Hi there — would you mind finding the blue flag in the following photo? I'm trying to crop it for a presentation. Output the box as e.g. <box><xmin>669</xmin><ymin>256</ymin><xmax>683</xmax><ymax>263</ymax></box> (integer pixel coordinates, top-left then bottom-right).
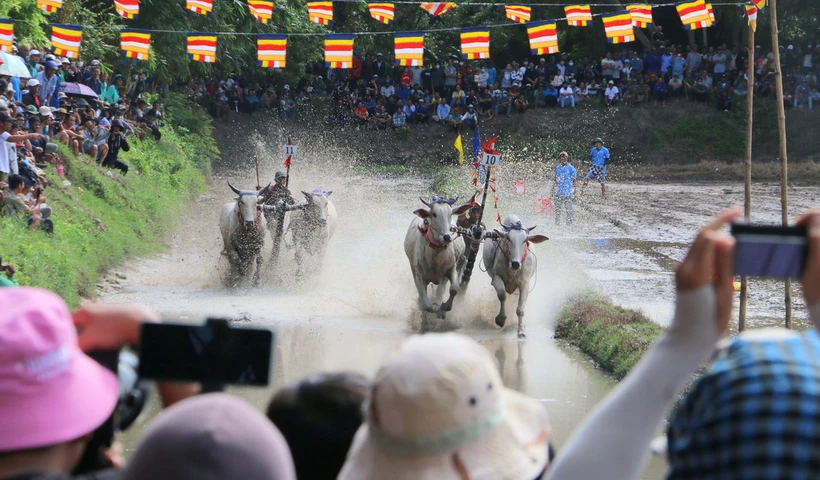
<box><xmin>473</xmin><ymin>127</ymin><xmax>487</xmax><ymax>185</ymax></box>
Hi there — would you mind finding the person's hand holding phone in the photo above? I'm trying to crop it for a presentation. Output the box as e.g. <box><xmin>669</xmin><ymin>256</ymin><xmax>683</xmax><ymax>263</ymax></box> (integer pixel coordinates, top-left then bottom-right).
<box><xmin>73</xmin><ymin>303</ymin><xmax>160</xmax><ymax>351</ymax></box>
<box><xmin>797</xmin><ymin>209</ymin><xmax>820</xmax><ymax>309</ymax></box>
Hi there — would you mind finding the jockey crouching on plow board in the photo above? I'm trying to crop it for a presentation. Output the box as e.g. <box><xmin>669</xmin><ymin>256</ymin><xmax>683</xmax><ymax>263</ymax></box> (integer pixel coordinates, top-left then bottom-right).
<box><xmin>259</xmin><ymin>171</ymin><xmax>297</xmax><ymax>260</ymax></box>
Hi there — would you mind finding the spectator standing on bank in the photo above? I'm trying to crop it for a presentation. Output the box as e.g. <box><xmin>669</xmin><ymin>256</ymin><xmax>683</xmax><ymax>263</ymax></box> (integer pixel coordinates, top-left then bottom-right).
<box><xmin>552</xmin><ymin>152</ymin><xmax>577</xmax><ymax>226</ymax></box>
<box><xmin>583</xmin><ymin>137</ymin><xmax>610</xmax><ymax>197</ymax></box>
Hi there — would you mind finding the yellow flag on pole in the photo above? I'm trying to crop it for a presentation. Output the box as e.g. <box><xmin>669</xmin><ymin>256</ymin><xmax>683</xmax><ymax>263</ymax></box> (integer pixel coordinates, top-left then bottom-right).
<box><xmin>454</xmin><ymin>134</ymin><xmax>464</xmax><ymax>165</ymax></box>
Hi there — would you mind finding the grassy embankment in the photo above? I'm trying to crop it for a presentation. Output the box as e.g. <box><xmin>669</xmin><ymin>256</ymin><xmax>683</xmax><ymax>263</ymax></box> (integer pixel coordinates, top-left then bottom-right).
<box><xmin>554</xmin><ymin>293</ymin><xmax>663</xmax><ymax>380</ymax></box>
<box><xmin>0</xmin><ymin>94</ymin><xmax>218</xmax><ymax>307</ymax></box>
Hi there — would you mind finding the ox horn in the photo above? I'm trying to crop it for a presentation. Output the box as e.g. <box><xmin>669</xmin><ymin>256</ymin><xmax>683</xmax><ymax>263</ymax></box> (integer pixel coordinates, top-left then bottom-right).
<box><xmin>420</xmin><ymin>197</ymin><xmax>433</xmax><ymax>208</ymax></box>
<box><xmin>258</xmin><ymin>183</ymin><xmax>272</xmax><ymax>196</ymax></box>
<box><xmin>449</xmin><ymin>195</ymin><xmax>460</xmax><ymax>205</ymax></box>
<box><xmin>228</xmin><ymin>181</ymin><xmax>242</xmax><ymax>196</ymax></box>
<box><xmin>526</xmin><ymin>225</ymin><xmax>537</xmax><ymax>233</ymax></box>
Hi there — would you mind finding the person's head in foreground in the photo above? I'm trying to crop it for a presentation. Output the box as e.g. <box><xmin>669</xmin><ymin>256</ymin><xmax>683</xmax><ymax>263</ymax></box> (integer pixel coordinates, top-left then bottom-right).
<box><xmin>338</xmin><ymin>332</ymin><xmax>553</xmax><ymax>480</ymax></box>
<box><xmin>0</xmin><ymin>288</ymin><xmax>119</xmax><ymax>478</ymax></box>
<box><xmin>267</xmin><ymin>372</ymin><xmax>370</xmax><ymax>480</ymax></box>
<box><xmin>122</xmin><ymin>393</ymin><xmax>295</xmax><ymax>480</ymax></box>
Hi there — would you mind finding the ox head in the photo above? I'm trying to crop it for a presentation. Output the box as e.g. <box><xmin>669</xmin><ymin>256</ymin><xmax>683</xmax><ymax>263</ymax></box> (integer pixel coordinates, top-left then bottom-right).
<box><xmin>494</xmin><ymin>215</ymin><xmax>549</xmax><ymax>270</ymax></box>
<box><xmin>414</xmin><ymin>196</ymin><xmax>472</xmax><ymax>245</ymax></box>
<box><xmin>302</xmin><ymin>188</ymin><xmax>333</xmax><ymax>226</ymax></box>
<box><xmin>229</xmin><ymin>182</ymin><xmax>270</xmax><ymax>228</ymax></box>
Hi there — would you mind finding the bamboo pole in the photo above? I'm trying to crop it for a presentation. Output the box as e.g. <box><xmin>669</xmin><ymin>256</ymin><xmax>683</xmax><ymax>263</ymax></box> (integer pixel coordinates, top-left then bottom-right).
<box><xmin>768</xmin><ymin>0</ymin><xmax>792</xmax><ymax>329</ymax></box>
<box><xmin>739</xmin><ymin>26</ymin><xmax>755</xmax><ymax>332</ymax></box>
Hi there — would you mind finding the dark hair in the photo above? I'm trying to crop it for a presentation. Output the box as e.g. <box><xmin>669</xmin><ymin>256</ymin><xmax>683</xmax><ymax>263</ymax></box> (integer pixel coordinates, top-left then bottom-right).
<box><xmin>266</xmin><ymin>372</ymin><xmax>369</xmax><ymax>480</ymax></box>
<box><xmin>8</xmin><ymin>174</ymin><xmax>24</xmax><ymax>190</ymax></box>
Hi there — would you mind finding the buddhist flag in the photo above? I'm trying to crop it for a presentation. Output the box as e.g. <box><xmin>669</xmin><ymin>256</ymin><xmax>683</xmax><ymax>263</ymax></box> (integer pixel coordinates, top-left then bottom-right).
<box><xmin>745</xmin><ymin>4</ymin><xmax>757</xmax><ymax>32</ymax></box>
<box><xmin>325</xmin><ymin>33</ymin><xmax>354</xmax><ymax>68</ymax></box>
<box><xmin>707</xmin><ymin>3</ymin><xmax>715</xmax><ymax>22</ymax></box>
<box><xmin>0</xmin><ymin>19</ymin><xmax>13</xmax><ymax>53</ymax></box>
<box><xmin>258</xmin><ymin>34</ymin><xmax>286</xmax><ymax>68</ymax></box>
<box><xmin>394</xmin><ymin>31</ymin><xmax>424</xmax><ymax>67</ymax></box>
<box><xmin>460</xmin><ymin>27</ymin><xmax>490</xmax><ymax>60</ymax></box>
<box><xmin>114</xmin><ymin>0</ymin><xmax>139</xmax><ymax>19</ymax></box>
<box><xmin>37</xmin><ymin>0</ymin><xmax>63</xmax><ymax>13</ymax></box>
<box><xmin>420</xmin><ymin>3</ymin><xmax>455</xmax><ymax>16</ymax></box>
<box><xmin>187</xmin><ymin>0</ymin><xmax>213</xmax><ymax>15</ymax></box>
<box><xmin>120</xmin><ymin>29</ymin><xmax>150</xmax><ymax>60</ymax></box>
<box><xmin>51</xmin><ymin>24</ymin><xmax>82</xmax><ymax>58</ymax></box>
<box><xmin>676</xmin><ymin>0</ymin><xmax>712</xmax><ymax>30</ymax></box>
<box><xmin>249</xmin><ymin>0</ymin><xmax>274</xmax><ymax>23</ymax></box>
<box><xmin>308</xmin><ymin>1</ymin><xmax>334</xmax><ymax>25</ymax></box>
<box><xmin>454</xmin><ymin>134</ymin><xmax>464</xmax><ymax>165</ymax></box>
<box><xmin>602</xmin><ymin>11</ymin><xmax>635</xmax><ymax>44</ymax></box>
<box><xmin>505</xmin><ymin>5</ymin><xmax>531</xmax><ymax>23</ymax></box>
<box><xmin>565</xmin><ymin>5</ymin><xmax>592</xmax><ymax>27</ymax></box>
<box><xmin>626</xmin><ymin>4</ymin><xmax>653</xmax><ymax>28</ymax></box>
<box><xmin>527</xmin><ymin>20</ymin><xmax>559</xmax><ymax>55</ymax></box>
<box><xmin>368</xmin><ymin>3</ymin><xmax>395</xmax><ymax>24</ymax></box>
<box><xmin>187</xmin><ymin>33</ymin><xmax>217</xmax><ymax>63</ymax></box>
<box><xmin>754</xmin><ymin>0</ymin><xmax>766</xmax><ymax>10</ymax></box>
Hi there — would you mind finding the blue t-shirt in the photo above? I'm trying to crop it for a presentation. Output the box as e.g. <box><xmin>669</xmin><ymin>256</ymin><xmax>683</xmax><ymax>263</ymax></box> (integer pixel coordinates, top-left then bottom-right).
<box><xmin>590</xmin><ymin>146</ymin><xmax>610</xmax><ymax>168</ymax></box>
<box><xmin>555</xmin><ymin>163</ymin><xmax>577</xmax><ymax>197</ymax></box>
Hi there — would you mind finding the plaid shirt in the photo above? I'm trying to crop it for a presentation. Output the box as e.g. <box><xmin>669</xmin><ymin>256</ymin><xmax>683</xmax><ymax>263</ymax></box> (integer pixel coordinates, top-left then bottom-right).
<box><xmin>392</xmin><ymin>111</ymin><xmax>406</xmax><ymax>127</ymax></box>
<box><xmin>667</xmin><ymin>329</ymin><xmax>820</xmax><ymax>479</ymax></box>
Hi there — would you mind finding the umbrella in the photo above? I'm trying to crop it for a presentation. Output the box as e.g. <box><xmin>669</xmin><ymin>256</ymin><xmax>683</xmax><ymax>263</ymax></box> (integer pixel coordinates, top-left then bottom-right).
<box><xmin>60</xmin><ymin>82</ymin><xmax>99</xmax><ymax>99</ymax></box>
<box><xmin>0</xmin><ymin>51</ymin><xmax>31</xmax><ymax>78</ymax></box>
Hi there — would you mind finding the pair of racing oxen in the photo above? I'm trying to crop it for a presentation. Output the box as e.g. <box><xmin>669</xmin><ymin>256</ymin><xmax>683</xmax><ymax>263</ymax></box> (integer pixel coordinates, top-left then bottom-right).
<box><xmin>404</xmin><ymin>196</ymin><xmax>548</xmax><ymax>338</ymax></box>
<box><xmin>219</xmin><ymin>182</ymin><xmax>337</xmax><ymax>285</ymax></box>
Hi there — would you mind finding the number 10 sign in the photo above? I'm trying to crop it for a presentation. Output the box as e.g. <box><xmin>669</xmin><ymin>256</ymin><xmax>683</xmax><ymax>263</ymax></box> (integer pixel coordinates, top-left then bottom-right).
<box><xmin>481</xmin><ymin>152</ymin><xmax>501</xmax><ymax>167</ymax></box>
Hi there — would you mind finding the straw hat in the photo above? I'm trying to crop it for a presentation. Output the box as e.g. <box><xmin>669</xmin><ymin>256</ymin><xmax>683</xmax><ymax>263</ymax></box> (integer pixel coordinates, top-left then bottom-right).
<box><xmin>339</xmin><ymin>333</ymin><xmax>552</xmax><ymax>480</ymax></box>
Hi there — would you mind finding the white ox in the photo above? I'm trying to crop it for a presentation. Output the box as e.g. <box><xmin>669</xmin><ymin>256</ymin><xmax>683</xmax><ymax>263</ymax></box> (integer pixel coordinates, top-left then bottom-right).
<box><xmin>404</xmin><ymin>196</ymin><xmax>472</xmax><ymax>319</ymax></box>
<box><xmin>482</xmin><ymin>214</ymin><xmax>549</xmax><ymax>338</ymax></box>
<box><xmin>289</xmin><ymin>189</ymin><xmax>337</xmax><ymax>270</ymax></box>
<box><xmin>219</xmin><ymin>182</ymin><xmax>270</xmax><ymax>286</ymax></box>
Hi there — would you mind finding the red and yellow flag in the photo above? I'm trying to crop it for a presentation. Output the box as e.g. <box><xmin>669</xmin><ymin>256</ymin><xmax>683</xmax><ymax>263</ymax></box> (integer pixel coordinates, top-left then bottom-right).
<box><xmin>460</xmin><ymin>27</ymin><xmax>490</xmax><ymax>60</ymax></box>
<box><xmin>676</xmin><ymin>0</ymin><xmax>712</xmax><ymax>30</ymax></box>
<box><xmin>527</xmin><ymin>21</ymin><xmax>558</xmax><ymax>55</ymax></box>
<box><xmin>114</xmin><ymin>0</ymin><xmax>139</xmax><ymax>19</ymax></box>
<box><xmin>51</xmin><ymin>24</ymin><xmax>82</xmax><ymax>58</ymax></box>
<box><xmin>325</xmin><ymin>34</ymin><xmax>354</xmax><ymax>68</ymax></box>
<box><xmin>565</xmin><ymin>5</ymin><xmax>592</xmax><ymax>27</ymax></box>
<box><xmin>505</xmin><ymin>5</ymin><xmax>531</xmax><ymax>23</ymax></box>
<box><xmin>602</xmin><ymin>11</ymin><xmax>635</xmax><ymax>44</ymax></box>
<box><xmin>626</xmin><ymin>4</ymin><xmax>653</xmax><ymax>28</ymax></box>
<box><xmin>186</xmin><ymin>0</ymin><xmax>213</xmax><ymax>15</ymax></box>
<box><xmin>394</xmin><ymin>31</ymin><xmax>423</xmax><ymax>66</ymax></box>
<box><xmin>37</xmin><ymin>0</ymin><xmax>63</xmax><ymax>14</ymax></box>
<box><xmin>0</xmin><ymin>19</ymin><xmax>13</xmax><ymax>53</ymax></box>
<box><xmin>120</xmin><ymin>29</ymin><xmax>150</xmax><ymax>60</ymax></box>
<box><xmin>249</xmin><ymin>0</ymin><xmax>274</xmax><ymax>23</ymax></box>
<box><xmin>368</xmin><ymin>3</ymin><xmax>395</xmax><ymax>24</ymax></box>
<box><xmin>187</xmin><ymin>33</ymin><xmax>217</xmax><ymax>63</ymax></box>
<box><xmin>258</xmin><ymin>34</ymin><xmax>286</xmax><ymax>68</ymax></box>
<box><xmin>420</xmin><ymin>3</ymin><xmax>455</xmax><ymax>16</ymax></box>
<box><xmin>745</xmin><ymin>4</ymin><xmax>757</xmax><ymax>32</ymax></box>
<box><xmin>754</xmin><ymin>0</ymin><xmax>766</xmax><ymax>10</ymax></box>
<box><xmin>308</xmin><ymin>1</ymin><xmax>334</xmax><ymax>25</ymax></box>
<box><xmin>707</xmin><ymin>3</ymin><xmax>715</xmax><ymax>22</ymax></box>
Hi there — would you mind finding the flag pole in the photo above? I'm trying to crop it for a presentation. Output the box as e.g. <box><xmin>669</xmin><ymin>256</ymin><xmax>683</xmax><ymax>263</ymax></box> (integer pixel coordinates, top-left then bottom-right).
<box><xmin>461</xmin><ymin>164</ymin><xmax>491</xmax><ymax>289</ymax></box>
<box><xmin>272</xmin><ymin>135</ymin><xmax>293</xmax><ymax>264</ymax></box>
<box><xmin>739</xmin><ymin>21</ymin><xmax>755</xmax><ymax>332</ymax></box>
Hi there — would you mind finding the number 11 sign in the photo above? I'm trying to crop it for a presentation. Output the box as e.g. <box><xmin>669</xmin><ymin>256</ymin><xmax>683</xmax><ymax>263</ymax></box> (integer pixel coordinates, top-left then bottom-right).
<box><xmin>283</xmin><ymin>145</ymin><xmax>297</xmax><ymax>156</ymax></box>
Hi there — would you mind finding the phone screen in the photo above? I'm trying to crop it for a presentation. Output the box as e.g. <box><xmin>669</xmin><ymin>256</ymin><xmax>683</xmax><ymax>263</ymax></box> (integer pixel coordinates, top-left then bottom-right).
<box><xmin>731</xmin><ymin>224</ymin><xmax>808</xmax><ymax>279</ymax></box>
<box><xmin>138</xmin><ymin>322</ymin><xmax>274</xmax><ymax>386</ymax></box>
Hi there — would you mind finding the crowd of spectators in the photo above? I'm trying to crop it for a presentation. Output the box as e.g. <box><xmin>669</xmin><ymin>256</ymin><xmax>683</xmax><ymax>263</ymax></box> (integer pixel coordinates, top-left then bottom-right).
<box><xmin>186</xmin><ymin>32</ymin><xmax>820</xmax><ymax>131</ymax></box>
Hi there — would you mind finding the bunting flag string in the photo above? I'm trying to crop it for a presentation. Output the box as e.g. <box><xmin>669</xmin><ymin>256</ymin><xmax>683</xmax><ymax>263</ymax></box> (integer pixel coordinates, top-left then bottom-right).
<box><xmin>114</xmin><ymin>0</ymin><xmax>140</xmax><ymax>19</ymax></box>
<box><xmin>187</xmin><ymin>0</ymin><xmax>214</xmax><ymax>15</ymax></box>
<box><xmin>460</xmin><ymin>27</ymin><xmax>490</xmax><ymax>60</ymax></box>
<box><xmin>394</xmin><ymin>31</ymin><xmax>424</xmax><ymax>66</ymax></box>
<box><xmin>258</xmin><ymin>34</ymin><xmax>286</xmax><ymax>67</ymax></box>
<box><xmin>602</xmin><ymin>10</ymin><xmax>635</xmax><ymax>43</ymax></box>
<box><xmin>187</xmin><ymin>33</ymin><xmax>217</xmax><ymax>62</ymax></box>
<box><xmin>0</xmin><ymin>19</ymin><xmax>13</xmax><ymax>53</ymax></box>
<box><xmin>527</xmin><ymin>20</ymin><xmax>559</xmax><ymax>54</ymax></box>
<box><xmin>626</xmin><ymin>4</ymin><xmax>653</xmax><ymax>28</ymax></box>
<box><xmin>420</xmin><ymin>2</ymin><xmax>456</xmax><ymax>16</ymax></box>
<box><xmin>745</xmin><ymin>4</ymin><xmax>757</xmax><ymax>32</ymax></box>
<box><xmin>249</xmin><ymin>0</ymin><xmax>275</xmax><ymax>23</ymax></box>
<box><xmin>565</xmin><ymin>5</ymin><xmax>593</xmax><ymax>26</ymax></box>
<box><xmin>505</xmin><ymin>5</ymin><xmax>532</xmax><ymax>23</ymax></box>
<box><xmin>37</xmin><ymin>0</ymin><xmax>64</xmax><ymax>14</ymax></box>
<box><xmin>121</xmin><ymin>29</ymin><xmax>150</xmax><ymax>60</ymax></box>
<box><xmin>368</xmin><ymin>3</ymin><xmax>395</xmax><ymax>24</ymax></box>
<box><xmin>677</xmin><ymin>0</ymin><xmax>712</xmax><ymax>29</ymax></box>
<box><xmin>325</xmin><ymin>33</ymin><xmax>354</xmax><ymax>68</ymax></box>
<box><xmin>51</xmin><ymin>24</ymin><xmax>83</xmax><ymax>58</ymax></box>
<box><xmin>307</xmin><ymin>1</ymin><xmax>334</xmax><ymax>25</ymax></box>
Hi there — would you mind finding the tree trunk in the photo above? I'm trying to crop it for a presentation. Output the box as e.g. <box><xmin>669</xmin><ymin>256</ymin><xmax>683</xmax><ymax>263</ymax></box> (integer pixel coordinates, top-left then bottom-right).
<box><xmin>739</xmin><ymin>26</ymin><xmax>755</xmax><ymax>332</ymax></box>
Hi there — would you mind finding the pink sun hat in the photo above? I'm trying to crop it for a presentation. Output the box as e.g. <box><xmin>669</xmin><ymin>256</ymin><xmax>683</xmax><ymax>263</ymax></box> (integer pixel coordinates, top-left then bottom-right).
<box><xmin>0</xmin><ymin>288</ymin><xmax>119</xmax><ymax>452</ymax></box>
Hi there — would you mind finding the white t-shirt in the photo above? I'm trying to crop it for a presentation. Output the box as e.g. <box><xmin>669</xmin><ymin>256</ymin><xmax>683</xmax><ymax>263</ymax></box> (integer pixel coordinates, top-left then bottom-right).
<box><xmin>0</xmin><ymin>132</ymin><xmax>10</xmax><ymax>175</ymax></box>
<box><xmin>605</xmin><ymin>86</ymin><xmax>620</xmax><ymax>100</ymax></box>
<box><xmin>560</xmin><ymin>87</ymin><xmax>574</xmax><ymax>97</ymax></box>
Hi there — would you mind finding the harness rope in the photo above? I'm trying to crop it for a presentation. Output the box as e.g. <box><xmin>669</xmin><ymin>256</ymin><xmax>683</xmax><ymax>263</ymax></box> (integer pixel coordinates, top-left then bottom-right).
<box><xmin>417</xmin><ymin>220</ymin><xmax>459</xmax><ymax>249</ymax></box>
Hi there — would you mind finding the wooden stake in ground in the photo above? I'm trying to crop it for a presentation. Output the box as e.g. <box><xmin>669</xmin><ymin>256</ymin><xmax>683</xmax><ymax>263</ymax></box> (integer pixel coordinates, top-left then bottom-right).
<box><xmin>739</xmin><ymin>25</ymin><xmax>755</xmax><ymax>332</ymax></box>
<box><xmin>768</xmin><ymin>0</ymin><xmax>792</xmax><ymax>329</ymax></box>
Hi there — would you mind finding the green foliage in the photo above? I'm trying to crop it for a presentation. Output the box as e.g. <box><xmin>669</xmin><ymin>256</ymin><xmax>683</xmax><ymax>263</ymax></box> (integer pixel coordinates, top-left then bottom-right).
<box><xmin>554</xmin><ymin>292</ymin><xmax>663</xmax><ymax>379</ymax></box>
<box><xmin>0</xmin><ymin>100</ymin><xmax>215</xmax><ymax>307</ymax></box>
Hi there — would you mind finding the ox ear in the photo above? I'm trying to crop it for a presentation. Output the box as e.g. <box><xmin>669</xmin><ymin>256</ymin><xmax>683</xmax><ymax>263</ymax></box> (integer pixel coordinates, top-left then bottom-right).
<box><xmin>453</xmin><ymin>203</ymin><xmax>473</xmax><ymax>216</ymax></box>
<box><xmin>528</xmin><ymin>234</ymin><xmax>549</xmax><ymax>244</ymax></box>
<box><xmin>493</xmin><ymin>229</ymin><xmax>507</xmax><ymax>239</ymax></box>
<box><xmin>413</xmin><ymin>208</ymin><xmax>430</xmax><ymax>218</ymax></box>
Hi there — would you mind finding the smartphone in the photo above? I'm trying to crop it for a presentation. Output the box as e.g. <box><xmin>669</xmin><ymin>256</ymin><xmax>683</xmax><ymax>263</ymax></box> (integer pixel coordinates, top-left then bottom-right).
<box><xmin>731</xmin><ymin>224</ymin><xmax>809</xmax><ymax>279</ymax></box>
<box><xmin>138</xmin><ymin>321</ymin><xmax>274</xmax><ymax>386</ymax></box>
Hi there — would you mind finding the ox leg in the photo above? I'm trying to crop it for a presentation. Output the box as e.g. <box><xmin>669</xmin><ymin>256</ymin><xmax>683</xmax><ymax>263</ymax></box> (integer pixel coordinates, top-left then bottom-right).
<box><xmin>434</xmin><ymin>281</ymin><xmax>448</xmax><ymax>305</ymax></box>
<box><xmin>492</xmin><ymin>276</ymin><xmax>508</xmax><ymax>328</ymax></box>
<box><xmin>438</xmin><ymin>268</ymin><xmax>460</xmax><ymax>319</ymax></box>
<box><xmin>516</xmin><ymin>283</ymin><xmax>530</xmax><ymax>338</ymax></box>
<box><xmin>414</xmin><ymin>275</ymin><xmax>436</xmax><ymax>314</ymax></box>
<box><xmin>253</xmin><ymin>254</ymin><xmax>263</xmax><ymax>287</ymax></box>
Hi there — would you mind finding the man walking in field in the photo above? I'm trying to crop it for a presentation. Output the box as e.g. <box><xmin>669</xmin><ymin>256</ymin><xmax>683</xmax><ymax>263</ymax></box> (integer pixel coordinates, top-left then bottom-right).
<box><xmin>552</xmin><ymin>152</ymin><xmax>577</xmax><ymax>226</ymax></box>
<box><xmin>582</xmin><ymin>137</ymin><xmax>610</xmax><ymax>197</ymax></box>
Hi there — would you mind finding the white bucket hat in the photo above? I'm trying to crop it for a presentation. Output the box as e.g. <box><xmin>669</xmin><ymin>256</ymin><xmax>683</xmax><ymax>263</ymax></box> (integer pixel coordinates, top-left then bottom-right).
<box><xmin>339</xmin><ymin>333</ymin><xmax>552</xmax><ymax>480</ymax></box>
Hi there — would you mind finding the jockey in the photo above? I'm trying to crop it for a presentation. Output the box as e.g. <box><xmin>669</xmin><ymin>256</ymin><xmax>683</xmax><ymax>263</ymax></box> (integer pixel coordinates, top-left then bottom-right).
<box><xmin>259</xmin><ymin>171</ymin><xmax>296</xmax><ymax>209</ymax></box>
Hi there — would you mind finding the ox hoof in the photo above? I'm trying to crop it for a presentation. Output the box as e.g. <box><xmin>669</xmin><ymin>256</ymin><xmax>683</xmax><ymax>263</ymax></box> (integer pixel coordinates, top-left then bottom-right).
<box><xmin>436</xmin><ymin>310</ymin><xmax>447</xmax><ymax>320</ymax></box>
<box><xmin>517</xmin><ymin>331</ymin><xmax>526</xmax><ymax>339</ymax></box>
<box><xmin>495</xmin><ymin>315</ymin><xmax>507</xmax><ymax>328</ymax></box>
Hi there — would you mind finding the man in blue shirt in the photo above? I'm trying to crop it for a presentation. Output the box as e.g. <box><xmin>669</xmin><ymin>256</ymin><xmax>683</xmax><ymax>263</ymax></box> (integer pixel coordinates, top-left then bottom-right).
<box><xmin>583</xmin><ymin>137</ymin><xmax>610</xmax><ymax>197</ymax></box>
<box><xmin>552</xmin><ymin>152</ymin><xmax>577</xmax><ymax>226</ymax></box>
